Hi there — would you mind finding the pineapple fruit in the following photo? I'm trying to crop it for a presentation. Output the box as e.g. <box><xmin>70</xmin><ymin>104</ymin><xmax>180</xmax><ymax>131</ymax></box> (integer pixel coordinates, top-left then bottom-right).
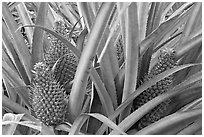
<box><xmin>30</xmin><ymin>62</ymin><xmax>67</xmax><ymax>126</ymax></box>
<box><xmin>53</xmin><ymin>52</ymin><xmax>78</xmax><ymax>94</ymax></box>
<box><xmin>132</xmin><ymin>48</ymin><xmax>176</xmax><ymax>130</ymax></box>
<box><xmin>44</xmin><ymin>20</ymin><xmax>78</xmax><ymax>94</ymax></box>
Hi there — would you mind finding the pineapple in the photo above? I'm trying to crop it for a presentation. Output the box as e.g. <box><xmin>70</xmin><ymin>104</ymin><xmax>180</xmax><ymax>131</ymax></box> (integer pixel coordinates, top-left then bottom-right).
<box><xmin>44</xmin><ymin>20</ymin><xmax>78</xmax><ymax>94</ymax></box>
<box><xmin>132</xmin><ymin>48</ymin><xmax>176</xmax><ymax>130</ymax></box>
<box><xmin>30</xmin><ymin>21</ymin><xmax>78</xmax><ymax>126</ymax></box>
<box><xmin>30</xmin><ymin>62</ymin><xmax>67</xmax><ymax>126</ymax></box>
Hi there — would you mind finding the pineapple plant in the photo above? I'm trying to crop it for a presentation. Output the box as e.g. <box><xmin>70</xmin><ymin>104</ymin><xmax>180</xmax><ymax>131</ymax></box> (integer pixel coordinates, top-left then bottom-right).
<box><xmin>2</xmin><ymin>2</ymin><xmax>202</xmax><ymax>135</ymax></box>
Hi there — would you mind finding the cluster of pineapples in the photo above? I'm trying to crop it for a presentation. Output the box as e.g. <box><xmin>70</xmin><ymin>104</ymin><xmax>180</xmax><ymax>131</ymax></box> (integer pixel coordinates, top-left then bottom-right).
<box><xmin>30</xmin><ymin>21</ymin><xmax>78</xmax><ymax>126</ymax></box>
<box><xmin>30</xmin><ymin>19</ymin><xmax>176</xmax><ymax>129</ymax></box>
<box><xmin>132</xmin><ymin>48</ymin><xmax>176</xmax><ymax>130</ymax></box>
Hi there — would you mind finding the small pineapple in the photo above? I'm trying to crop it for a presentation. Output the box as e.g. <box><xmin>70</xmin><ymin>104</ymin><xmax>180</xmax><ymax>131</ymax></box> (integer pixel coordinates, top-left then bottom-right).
<box><xmin>132</xmin><ymin>48</ymin><xmax>176</xmax><ymax>130</ymax></box>
<box><xmin>30</xmin><ymin>62</ymin><xmax>67</xmax><ymax>126</ymax></box>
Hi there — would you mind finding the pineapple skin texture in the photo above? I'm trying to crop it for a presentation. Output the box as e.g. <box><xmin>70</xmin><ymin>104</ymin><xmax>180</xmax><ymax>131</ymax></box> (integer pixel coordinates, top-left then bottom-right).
<box><xmin>53</xmin><ymin>52</ymin><xmax>78</xmax><ymax>94</ymax></box>
<box><xmin>133</xmin><ymin>48</ymin><xmax>176</xmax><ymax>130</ymax></box>
<box><xmin>31</xmin><ymin>62</ymin><xmax>67</xmax><ymax>126</ymax></box>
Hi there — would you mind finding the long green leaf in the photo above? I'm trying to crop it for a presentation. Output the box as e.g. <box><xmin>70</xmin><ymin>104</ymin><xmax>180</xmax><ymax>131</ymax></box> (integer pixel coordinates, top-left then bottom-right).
<box><xmin>2</xmin><ymin>113</ymin><xmax>24</xmax><ymax>135</ymax></box>
<box><xmin>16</xmin><ymin>3</ymin><xmax>34</xmax><ymax>44</ymax></box>
<box><xmin>2</xmin><ymin>76</ymin><xmax>17</xmax><ymax>103</ymax></box>
<box><xmin>2</xmin><ymin>95</ymin><xmax>34</xmax><ymax>120</ymax></box>
<box><xmin>23</xmin><ymin>24</ymin><xmax>81</xmax><ymax>57</ymax></box>
<box><xmin>146</xmin><ymin>2</ymin><xmax>161</xmax><ymax>36</ymax></box>
<box><xmin>140</xmin><ymin>5</ymin><xmax>191</xmax><ymax>56</ymax></box>
<box><xmin>97</xmin><ymin>27</ymin><xmax>118</xmax><ymax>108</ymax></box>
<box><xmin>181</xmin><ymin>98</ymin><xmax>202</xmax><ymax>112</ymax></box>
<box><xmin>120</xmin><ymin>2</ymin><xmax>139</xmax><ymax>121</ymax></box>
<box><xmin>3</xmin><ymin>120</ymin><xmax>42</xmax><ymax>132</ymax></box>
<box><xmin>69</xmin><ymin>113</ymin><xmax>126</xmax><ymax>135</ymax></box>
<box><xmin>178</xmin><ymin>2</ymin><xmax>201</xmax><ymax>46</ymax></box>
<box><xmin>87</xmin><ymin>113</ymin><xmax>126</xmax><ymax>135</ymax></box>
<box><xmin>69</xmin><ymin>2</ymin><xmax>115</xmax><ymax>121</ymax></box>
<box><xmin>160</xmin><ymin>2</ymin><xmax>175</xmax><ymax>22</ymax></box>
<box><xmin>136</xmin><ymin>108</ymin><xmax>201</xmax><ymax>135</ymax></box>
<box><xmin>170</xmin><ymin>85</ymin><xmax>201</xmax><ymax>113</ymax></box>
<box><xmin>31</xmin><ymin>2</ymin><xmax>48</xmax><ymax>69</ymax></box>
<box><xmin>77</xmin><ymin>2</ymin><xmax>92</xmax><ymax>31</ymax></box>
<box><xmin>97</xmin><ymin>2</ymin><xmax>131</xmax><ymax>63</ymax></box>
<box><xmin>2</xmin><ymin>2</ymin><xmax>31</xmax><ymax>82</ymax></box>
<box><xmin>90</xmin><ymin>68</ymin><xmax>114</xmax><ymax>116</ymax></box>
<box><xmin>137</xmin><ymin>2</ymin><xmax>149</xmax><ymax>42</ymax></box>
<box><xmin>56</xmin><ymin>124</ymin><xmax>85</xmax><ymax>135</ymax></box>
<box><xmin>2</xmin><ymin>40</ymin><xmax>19</xmax><ymax>76</ymax></box>
<box><xmin>156</xmin><ymin>3</ymin><xmax>193</xmax><ymax>46</ymax></box>
<box><xmin>177</xmin><ymin>118</ymin><xmax>202</xmax><ymax>135</ymax></box>
<box><xmin>60</xmin><ymin>2</ymin><xmax>80</xmax><ymax>28</ymax></box>
<box><xmin>95</xmin><ymin>4</ymin><xmax>130</xmax><ymax>108</ymax></box>
<box><xmin>2</xmin><ymin>17</ymin><xmax>30</xmax><ymax>85</ymax></box>
<box><xmin>68</xmin><ymin>115</ymin><xmax>89</xmax><ymax>135</ymax></box>
<box><xmin>177</xmin><ymin>34</ymin><xmax>201</xmax><ymax>60</ymax></box>
<box><xmin>2</xmin><ymin>61</ymin><xmax>31</xmax><ymax>108</ymax></box>
<box><xmin>117</xmin><ymin>2</ymin><xmax>127</xmax><ymax>56</ymax></box>
<box><xmin>174</xmin><ymin>35</ymin><xmax>201</xmax><ymax>85</ymax></box>
<box><xmin>76</xmin><ymin>28</ymin><xmax>88</xmax><ymax>52</ymax></box>
<box><xmin>167</xmin><ymin>2</ymin><xmax>193</xmax><ymax>20</ymax></box>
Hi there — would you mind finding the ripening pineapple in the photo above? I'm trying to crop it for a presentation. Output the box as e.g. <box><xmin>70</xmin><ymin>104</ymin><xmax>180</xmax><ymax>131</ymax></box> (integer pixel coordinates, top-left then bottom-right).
<box><xmin>30</xmin><ymin>62</ymin><xmax>67</xmax><ymax>126</ymax></box>
<box><xmin>132</xmin><ymin>48</ymin><xmax>176</xmax><ymax>130</ymax></box>
<box><xmin>44</xmin><ymin>21</ymin><xmax>78</xmax><ymax>94</ymax></box>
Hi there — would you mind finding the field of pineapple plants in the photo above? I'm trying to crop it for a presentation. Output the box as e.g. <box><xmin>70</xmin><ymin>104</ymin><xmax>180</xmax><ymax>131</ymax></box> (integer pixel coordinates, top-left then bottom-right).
<box><xmin>2</xmin><ymin>2</ymin><xmax>202</xmax><ymax>135</ymax></box>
